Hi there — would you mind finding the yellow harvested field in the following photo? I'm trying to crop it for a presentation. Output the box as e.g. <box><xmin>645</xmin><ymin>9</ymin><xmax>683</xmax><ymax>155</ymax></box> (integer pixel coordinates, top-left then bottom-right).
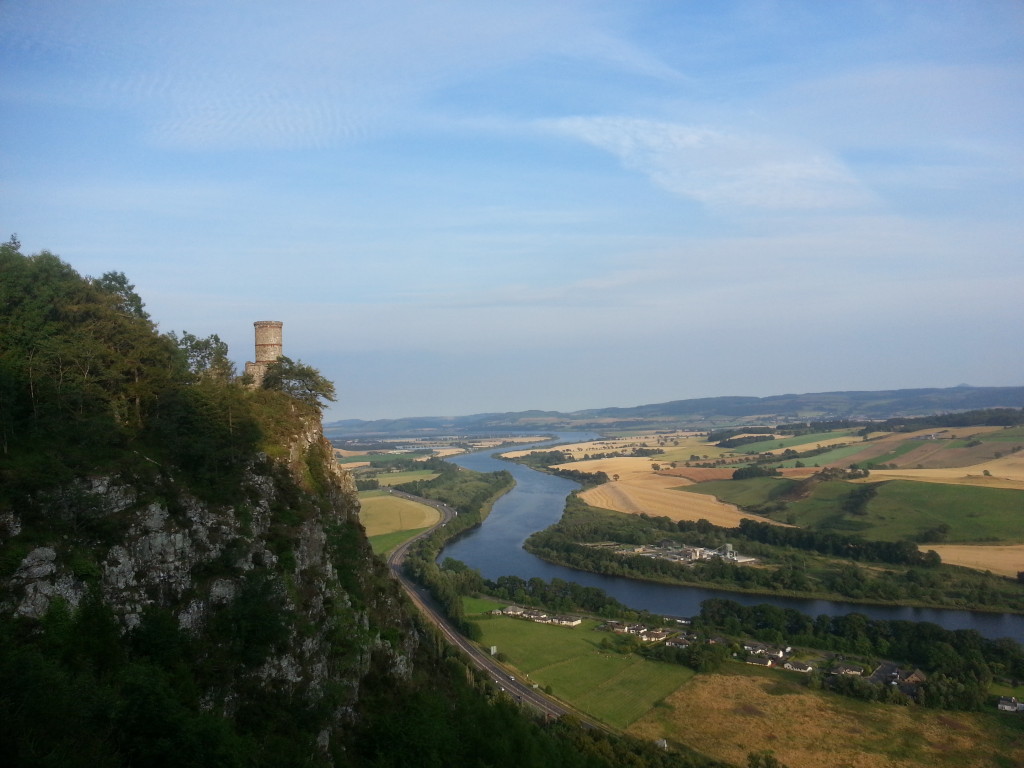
<box><xmin>565</xmin><ymin>458</ymin><xmax>786</xmax><ymax>527</ymax></box>
<box><xmin>627</xmin><ymin>672</ymin><xmax>1023</xmax><ymax>768</ymax></box>
<box><xmin>867</xmin><ymin>451</ymin><xmax>1024</xmax><ymax>490</ymax></box>
<box><xmin>558</xmin><ymin>456</ymin><xmax>659</xmax><ymax>480</ymax></box>
<box><xmin>927</xmin><ymin>544</ymin><xmax>1024</xmax><ymax>578</ymax></box>
<box><xmin>431</xmin><ymin>447</ymin><xmax>465</xmax><ymax>457</ymax></box>
<box><xmin>502</xmin><ymin>431</ymin><xmax>715</xmax><ymax>462</ymax></box>
<box><xmin>359</xmin><ymin>494</ymin><xmax>440</xmax><ymax>537</ymax></box>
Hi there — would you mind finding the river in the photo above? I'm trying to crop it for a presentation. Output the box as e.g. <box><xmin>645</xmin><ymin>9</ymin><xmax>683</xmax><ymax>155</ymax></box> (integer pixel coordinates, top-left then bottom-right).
<box><xmin>440</xmin><ymin>434</ymin><xmax>1024</xmax><ymax>645</ymax></box>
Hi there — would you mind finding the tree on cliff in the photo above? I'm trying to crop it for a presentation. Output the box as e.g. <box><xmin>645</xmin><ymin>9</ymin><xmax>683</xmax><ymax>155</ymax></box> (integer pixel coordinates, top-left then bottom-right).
<box><xmin>167</xmin><ymin>330</ymin><xmax>235</xmax><ymax>381</ymax></box>
<box><xmin>261</xmin><ymin>355</ymin><xmax>336</xmax><ymax>409</ymax></box>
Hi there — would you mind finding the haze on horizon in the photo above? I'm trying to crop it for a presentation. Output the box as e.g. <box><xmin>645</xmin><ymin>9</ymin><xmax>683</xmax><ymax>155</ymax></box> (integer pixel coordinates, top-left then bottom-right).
<box><xmin>2</xmin><ymin>1</ymin><xmax>1022</xmax><ymax>422</ymax></box>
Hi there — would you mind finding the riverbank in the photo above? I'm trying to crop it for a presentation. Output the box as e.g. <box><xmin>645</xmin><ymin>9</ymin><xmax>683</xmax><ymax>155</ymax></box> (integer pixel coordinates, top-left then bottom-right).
<box><xmin>521</xmin><ymin>543</ymin><xmax>1024</xmax><ymax>616</ymax></box>
<box><xmin>523</xmin><ymin>493</ymin><xmax>1024</xmax><ymax>616</ymax></box>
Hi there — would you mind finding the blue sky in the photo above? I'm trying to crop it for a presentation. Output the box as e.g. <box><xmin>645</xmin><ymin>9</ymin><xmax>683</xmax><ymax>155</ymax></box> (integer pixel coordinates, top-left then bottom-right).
<box><xmin>2</xmin><ymin>1</ymin><xmax>1022</xmax><ymax>421</ymax></box>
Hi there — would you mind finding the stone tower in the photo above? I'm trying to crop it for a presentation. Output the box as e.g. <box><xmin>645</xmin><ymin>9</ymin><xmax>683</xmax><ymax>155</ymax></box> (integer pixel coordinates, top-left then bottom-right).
<box><xmin>244</xmin><ymin>320</ymin><xmax>283</xmax><ymax>387</ymax></box>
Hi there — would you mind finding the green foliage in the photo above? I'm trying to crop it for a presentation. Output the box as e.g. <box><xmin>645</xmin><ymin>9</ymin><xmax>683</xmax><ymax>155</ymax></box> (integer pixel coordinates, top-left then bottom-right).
<box><xmin>485</xmin><ymin>572</ymin><xmax>647</xmax><ymax>620</ymax></box>
<box><xmin>92</xmin><ymin>270</ymin><xmax>149</xmax><ymax>320</ymax></box>
<box><xmin>262</xmin><ymin>355</ymin><xmax>336</xmax><ymax>409</ymax></box>
<box><xmin>511</xmin><ymin>450</ymin><xmax>610</xmax><ymax>487</ymax></box>
<box><xmin>696</xmin><ymin>598</ymin><xmax>1024</xmax><ymax>710</ymax></box>
<box><xmin>398</xmin><ymin>463</ymin><xmax>514</xmax><ymax>628</ymax></box>
<box><xmin>168</xmin><ymin>330</ymin><xmax>234</xmax><ymax>380</ymax></box>
<box><xmin>0</xmin><ymin>246</ymin><xmax>185</xmax><ymax>486</ymax></box>
<box><xmin>732</xmin><ymin>464</ymin><xmax>781</xmax><ymax>480</ymax></box>
<box><xmin>0</xmin><ymin>246</ymin><xmax>277</xmax><ymax>503</ymax></box>
<box><xmin>143</xmin><ymin>380</ymin><xmax>262</xmax><ymax>499</ymax></box>
<box><xmin>396</xmin><ymin>458</ymin><xmax>514</xmax><ymax>515</ymax></box>
<box><xmin>643</xmin><ymin>637</ymin><xmax>729</xmax><ymax>674</ymax></box>
<box><xmin>524</xmin><ymin>495</ymin><xmax>1024</xmax><ymax>611</ymax></box>
<box><xmin>207</xmin><ymin>571</ymin><xmax>291</xmax><ymax>669</ymax></box>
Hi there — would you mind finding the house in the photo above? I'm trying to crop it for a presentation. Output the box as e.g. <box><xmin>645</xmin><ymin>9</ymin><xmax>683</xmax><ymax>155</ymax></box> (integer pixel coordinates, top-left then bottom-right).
<box><xmin>502</xmin><ymin>606</ymin><xmax>525</xmax><ymax>617</ymax></box>
<box><xmin>743</xmin><ymin>642</ymin><xmax>786</xmax><ymax>658</ymax></box>
<box><xmin>997</xmin><ymin>697</ymin><xmax>1024</xmax><ymax>712</ymax></box>
<box><xmin>642</xmin><ymin>629</ymin><xmax>673</xmax><ymax>643</ymax></box>
<box><xmin>746</xmin><ymin>657</ymin><xmax>773</xmax><ymax>667</ymax></box>
<box><xmin>551</xmin><ymin>616</ymin><xmax>582</xmax><ymax>627</ymax></box>
<box><xmin>783</xmin><ymin>660</ymin><xmax>814</xmax><ymax>673</ymax></box>
<box><xmin>902</xmin><ymin>669</ymin><xmax>927</xmax><ymax>686</ymax></box>
<box><xmin>833</xmin><ymin>663</ymin><xmax>864</xmax><ymax>676</ymax></box>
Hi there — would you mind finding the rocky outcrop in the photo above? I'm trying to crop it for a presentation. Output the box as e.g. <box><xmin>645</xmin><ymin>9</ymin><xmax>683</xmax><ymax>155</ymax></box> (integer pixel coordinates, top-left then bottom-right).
<box><xmin>0</xmin><ymin>421</ymin><xmax>412</xmax><ymax>756</ymax></box>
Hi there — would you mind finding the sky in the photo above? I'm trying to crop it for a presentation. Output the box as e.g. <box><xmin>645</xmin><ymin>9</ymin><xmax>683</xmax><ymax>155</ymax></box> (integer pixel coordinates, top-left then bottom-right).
<box><xmin>2</xmin><ymin>1</ymin><xmax>1022</xmax><ymax>422</ymax></box>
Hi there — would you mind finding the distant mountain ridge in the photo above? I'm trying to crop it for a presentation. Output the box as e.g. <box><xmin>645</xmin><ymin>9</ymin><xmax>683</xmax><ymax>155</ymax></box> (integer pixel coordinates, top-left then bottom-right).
<box><xmin>327</xmin><ymin>385</ymin><xmax>1024</xmax><ymax>437</ymax></box>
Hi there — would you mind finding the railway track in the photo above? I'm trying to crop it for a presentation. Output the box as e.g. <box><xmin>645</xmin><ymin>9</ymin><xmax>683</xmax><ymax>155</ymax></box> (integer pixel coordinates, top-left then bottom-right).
<box><xmin>383</xmin><ymin>492</ymin><xmax>606</xmax><ymax>729</ymax></box>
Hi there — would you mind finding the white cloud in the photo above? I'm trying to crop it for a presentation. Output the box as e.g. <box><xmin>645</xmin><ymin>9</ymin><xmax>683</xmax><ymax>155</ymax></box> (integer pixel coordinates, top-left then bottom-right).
<box><xmin>545</xmin><ymin>116</ymin><xmax>875</xmax><ymax>211</ymax></box>
<box><xmin>1</xmin><ymin>1</ymin><xmax>683</xmax><ymax>151</ymax></box>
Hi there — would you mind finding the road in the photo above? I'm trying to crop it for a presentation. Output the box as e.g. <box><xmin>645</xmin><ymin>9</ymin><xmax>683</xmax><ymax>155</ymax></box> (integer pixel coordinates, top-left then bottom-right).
<box><xmin>383</xmin><ymin>489</ymin><xmax>605</xmax><ymax>728</ymax></box>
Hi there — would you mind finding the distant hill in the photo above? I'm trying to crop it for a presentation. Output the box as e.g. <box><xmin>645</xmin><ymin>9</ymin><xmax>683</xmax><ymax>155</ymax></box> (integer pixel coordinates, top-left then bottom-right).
<box><xmin>327</xmin><ymin>385</ymin><xmax>1024</xmax><ymax>437</ymax></box>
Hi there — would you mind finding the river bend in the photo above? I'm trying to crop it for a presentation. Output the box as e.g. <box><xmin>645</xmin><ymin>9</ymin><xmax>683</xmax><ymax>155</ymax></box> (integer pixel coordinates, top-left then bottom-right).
<box><xmin>439</xmin><ymin>434</ymin><xmax>1024</xmax><ymax>645</ymax></box>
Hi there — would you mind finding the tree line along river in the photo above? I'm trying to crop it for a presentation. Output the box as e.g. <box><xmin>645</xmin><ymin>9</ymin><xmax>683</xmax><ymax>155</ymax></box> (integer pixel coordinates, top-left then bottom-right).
<box><xmin>439</xmin><ymin>434</ymin><xmax>1024</xmax><ymax>645</ymax></box>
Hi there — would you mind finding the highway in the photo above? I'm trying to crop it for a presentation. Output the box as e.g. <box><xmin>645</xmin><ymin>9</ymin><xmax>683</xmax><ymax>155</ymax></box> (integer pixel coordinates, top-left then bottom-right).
<box><xmin>383</xmin><ymin>489</ymin><xmax>606</xmax><ymax>728</ymax></box>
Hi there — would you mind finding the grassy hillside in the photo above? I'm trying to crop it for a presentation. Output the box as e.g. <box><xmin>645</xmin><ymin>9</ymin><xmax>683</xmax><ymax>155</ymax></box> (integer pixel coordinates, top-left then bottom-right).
<box><xmin>678</xmin><ymin>477</ymin><xmax>1024</xmax><ymax>544</ymax></box>
<box><xmin>628</xmin><ymin>665</ymin><xmax>1024</xmax><ymax>768</ymax></box>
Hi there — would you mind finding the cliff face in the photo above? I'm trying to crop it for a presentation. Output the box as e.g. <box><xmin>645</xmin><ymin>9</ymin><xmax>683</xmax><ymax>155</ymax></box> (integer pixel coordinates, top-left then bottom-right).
<box><xmin>0</xmin><ymin>417</ymin><xmax>416</xmax><ymax>756</ymax></box>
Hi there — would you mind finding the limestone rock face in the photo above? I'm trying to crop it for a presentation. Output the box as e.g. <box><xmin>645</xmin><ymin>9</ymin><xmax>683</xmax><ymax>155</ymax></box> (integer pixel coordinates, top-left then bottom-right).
<box><xmin>0</xmin><ymin>421</ymin><xmax>414</xmax><ymax>754</ymax></box>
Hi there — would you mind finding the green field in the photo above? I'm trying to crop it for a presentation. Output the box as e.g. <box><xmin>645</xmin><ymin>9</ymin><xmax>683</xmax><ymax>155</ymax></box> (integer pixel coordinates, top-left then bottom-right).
<box><xmin>773</xmin><ymin>441</ymin><xmax>878</xmax><ymax>467</ymax></box>
<box><xmin>991</xmin><ymin>680</ymin><xmax>1024</xmax><ymax>699</ymax></box>
<box><xmin>777</xmin><ymin>480</ymin><xmax>1024</xmax><ymax>542</ymax></box>
<box><xmin>466</xmin><ymin>612</ymin><xmax>694</xmax><ymax>729</ymax></box>
<box><xmin>980</xmin><ymin>426</ymin><xmax>1024</xmax><ymax>443</ymax></box>
<box><xmin>863</xmin><ymin>481</ymin><xmax>1024</xmax><ymax>542</ymax></box>
<box><xmin>678</xmin><ymin>477</ymin><xmax>1024</xmax><ymax>543</ymax></box>
<box><xmin>736</xmin><ymin>429</ymin><xmax>859</xmax><ymax>454</ymax></box>
<box><xmin>375</xmin><ymin>470</ymin><xmax>439</xmax><ymax>486</ymax></box>
<box><xmin>674</xmin><ymin>476</ymin><xmax>795</xmax><ymax>507</ymax></box>
<box><xmin>366</xmin><ymin>527</ymin><xmax>431</xmax><ymax>555</ymax></box>
<box><xmin>464</xmin><ymin>596</ymin><xmax>506</xmax><ymax>615</ymax></box>
<box><xmin>338</xmin><ymin>452</ymin><xmax>432</xmax><ymax>465</ymax></box>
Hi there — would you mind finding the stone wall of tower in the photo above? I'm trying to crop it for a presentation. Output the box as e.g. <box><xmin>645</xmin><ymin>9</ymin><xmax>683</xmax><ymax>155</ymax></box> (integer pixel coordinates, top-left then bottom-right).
<box><xmin>245</xmin><ymin>320</ymin><xmax>283</xmax><ymax>387</ymax></box>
